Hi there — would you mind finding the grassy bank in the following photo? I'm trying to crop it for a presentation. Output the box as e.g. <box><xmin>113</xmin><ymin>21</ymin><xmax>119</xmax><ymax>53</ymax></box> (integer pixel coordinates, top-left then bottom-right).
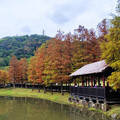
<box><xmin>0</xmin><ymin>88</ymin><xmax>71</xmax><ymax>105</ymax></box>
<box><xmin>0</xmin><ymin>88</ymin><xmax>120</xmax><ymax>119</ymax></box>
<box><xmin>106</xmin><ymin>105</ymin><xmax>120</xmax><ymax>119</ymax></box>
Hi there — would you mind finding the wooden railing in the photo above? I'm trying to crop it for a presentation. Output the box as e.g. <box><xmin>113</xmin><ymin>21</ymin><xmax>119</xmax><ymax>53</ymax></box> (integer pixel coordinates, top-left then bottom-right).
<box><xmin>8</xmin><ymin>84</ymin><xmax>70</xmax><ymax>92</ymax></box>
<box><xmin>70</xmin><ymin>86</ymin><xmax>105</xmax><ymax>99</ymax></box>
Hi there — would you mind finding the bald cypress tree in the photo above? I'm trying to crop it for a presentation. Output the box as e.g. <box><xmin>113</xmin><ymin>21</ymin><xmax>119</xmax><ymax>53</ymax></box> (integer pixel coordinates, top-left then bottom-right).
<box><xmin>101</xmin><ymin>15</ymin><xmax>120</xmax><ymax>90</ymax></box>
<box><xmin>9</xmin><ymin>56</ymin><xmax>19</xmax><ymax>88</ymax></box>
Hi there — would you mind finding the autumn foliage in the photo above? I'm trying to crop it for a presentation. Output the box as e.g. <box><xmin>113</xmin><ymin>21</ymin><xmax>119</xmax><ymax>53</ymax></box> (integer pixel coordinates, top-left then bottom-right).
<box><xmin>2</xmin><ymin>17</ymin><xmax>119</xmax><ymax>93</ymax></box>
<box><xmin>26</xmin><ymin>28</ymin><xmax>103</xmax><ymax>94</ymax></box>
<box><xmin>9</xmin><ymin>56</ymin><xmax>28</xmax><ymax>88</ymax></box>
<box><xmin>0</xmin><ymin>69</ymin><xmax>9</xmax><ymax>87</ymax></box>
<box><xmin>101</xmin><ymin>16</ymin><xmax>120</xmax><ymax>90</ymax></box>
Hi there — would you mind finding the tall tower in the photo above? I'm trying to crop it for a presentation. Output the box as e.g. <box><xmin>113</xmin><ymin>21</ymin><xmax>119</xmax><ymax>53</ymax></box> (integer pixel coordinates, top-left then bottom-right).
<box><xmin>42</xmin><ymin>29</ymin><xmax>45</xmax><ymax>36</ymax></box>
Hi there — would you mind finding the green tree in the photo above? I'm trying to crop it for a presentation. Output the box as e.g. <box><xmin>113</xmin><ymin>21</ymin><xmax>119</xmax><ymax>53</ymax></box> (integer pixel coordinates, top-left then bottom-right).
<box><xmin>101</xmin><ymin>16</ymin><xmax>120</xmax><ymax>90</ymax></box>
<box><xmin>0</xmin><ymin>34</ymin><xmax>50</xmax><ymax>67</ymax></box>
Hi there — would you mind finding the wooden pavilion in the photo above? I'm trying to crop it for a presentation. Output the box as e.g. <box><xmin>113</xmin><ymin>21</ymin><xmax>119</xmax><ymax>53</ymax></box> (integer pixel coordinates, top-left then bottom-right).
<box><xmin>70</xmin><ymin>60</ymin><xmax>120</xmax><ymax>103</ymax></box>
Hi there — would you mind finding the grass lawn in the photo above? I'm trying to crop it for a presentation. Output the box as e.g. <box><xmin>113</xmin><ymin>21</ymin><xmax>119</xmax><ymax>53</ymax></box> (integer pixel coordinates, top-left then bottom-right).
<box><xmin>0</xmin><ymin>88</ymin><xmax>71</xmax><ymax>105</ymax></box>
<box><xmin>106</xmin><ymin>105</ymin><xmax>120</xmax><ymax>119</ymax></box>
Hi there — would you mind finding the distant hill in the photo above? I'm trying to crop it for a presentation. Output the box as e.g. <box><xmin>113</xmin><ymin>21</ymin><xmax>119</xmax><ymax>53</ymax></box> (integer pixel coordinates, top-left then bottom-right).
<box><xmin>0</xmin><ymin>34</ymin><xmax>51</xmax><ymax>67</ymax></box>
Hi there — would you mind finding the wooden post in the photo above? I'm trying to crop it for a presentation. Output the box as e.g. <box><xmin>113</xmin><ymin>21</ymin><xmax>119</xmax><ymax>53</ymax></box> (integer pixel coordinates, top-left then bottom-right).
<box><xmin>74</xmin><ymin>77</ymin><xmax>76</xmax><ymax>86</ymax></box>
<box><xmin>44</xmin><ymin>84</ymin><xmax>46</xmax><ymax>93</ymax></box>
<box><xmin>51</xmin><ymin>83</ymin><xmax>53</xmax><ymax>95</ymax></box>
<box><xmin>93</xmin><ymin>75</ymin><xmax>95</xmax><ymax>86</ymax></box>
<box><xmin>32</xmin><ymin>84</ymin><xmax>34</xmax><ymax>91</ymax></box>
<box><xmin>86</xmin><ymin>76</ymin><xmax>88</xmax><ymax>86</ymax></box>
<box><xmin>88</xmin><ymin>76</ymin><xmax>90</xmax><ymax>86</ymax></box>
<box><xmin>38</xmin><ymin>83</ymin><xmax>40</xmax><ymax>92</ymax></box>
<box><xmin>86</xmin><ymin>77</ymin><xmax>87</xmax><ymax>86</ymax></box>
<box><xmin>61</xmin><ymin>81</ymin><xmax>64</xmax><ymax>96</ymax></box>
<box><xmin>81</xmin><ymin>76</ymin><xmax>83</xmax><ymax>87</ymax></box>
<box><xmin>98</xmin><ymin>77</ymin><xmax>100</xmax><ymax>87</ymax></box>
<box><xmin>103</xmin><ymin>74</ymin><xmax>105</xmax><ymax>87</ymax></box>
<box><xmin>91</xmin><ymin>76</ymin><xmax>93</xmax><ymax>87</ymax></box>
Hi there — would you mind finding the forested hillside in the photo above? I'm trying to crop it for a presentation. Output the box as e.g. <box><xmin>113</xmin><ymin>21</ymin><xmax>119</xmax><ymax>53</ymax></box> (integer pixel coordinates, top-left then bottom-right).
<box><xmin>0</xmin><ymin>34</ymin><xmax>51</xmax><ymax>67</ymax></box>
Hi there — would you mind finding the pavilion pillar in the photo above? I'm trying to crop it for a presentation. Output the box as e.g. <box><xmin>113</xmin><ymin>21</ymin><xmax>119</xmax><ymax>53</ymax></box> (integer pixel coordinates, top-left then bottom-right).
<box><xmin>85</xmin><ymin>77</ymin><xmax>87</xmax><ymax>86</ymax></box>
<box><xmin>81</xmin><ymin>76</ymin><xmax>83</xmax><ymax>87</ymax></box>
<box><xmin>86</xmin><ymin>79</ymin><xmax>87</xmax><ymax>86</ymax></box>
<box><xmin>102</xmin><ymin>74</ymin><xmax>105</xmax><ymax>87</ymax></box>
<box><xmin>74</xmin><ymin>77</ymin><xmax>76</xmax><ymax>86</ymax></box>
<box><xmin>88</xmin><ymin>76</ymin><xmax>90</xmax><ymax>86</ymax></box>
<box><xmin>98</xmin><ymin>77</ymin><xmax>100</xmax><ymax>87</ymax></box>
<box><xmin>91</xmin><ymin>76</ymin><xmax>93</xmax><ymax>87</ymax></box>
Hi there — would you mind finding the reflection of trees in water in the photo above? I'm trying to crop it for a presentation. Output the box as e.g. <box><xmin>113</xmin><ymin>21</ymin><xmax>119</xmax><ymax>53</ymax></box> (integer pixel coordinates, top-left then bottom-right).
<box><xmin>0</xmin><ymin>96</ymin><xmax>14</xmax><ymax>119</ymax></box>
<box><xmin>0</xmin><ymin>97</ymin><xmax>70</xmax><ymax>120</ymax></box>
<box><xmin>0</xmin><ymin>97</ymin><xmax>110</xmax><ymax>120</ymax></box>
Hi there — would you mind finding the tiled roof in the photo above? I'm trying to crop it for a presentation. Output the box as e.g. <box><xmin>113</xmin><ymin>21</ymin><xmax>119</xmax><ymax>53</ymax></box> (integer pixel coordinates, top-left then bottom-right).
<box><xmin>70</xmin><ymin>60</ymin><xmax>108</xmax><ymax>76</ymax></box>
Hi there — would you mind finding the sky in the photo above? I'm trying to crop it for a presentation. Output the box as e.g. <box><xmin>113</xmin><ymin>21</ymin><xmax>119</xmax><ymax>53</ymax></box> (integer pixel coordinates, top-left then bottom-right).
<box><xmin>0</xmin><ymin>0</ymin><xmax>117</xmax><ymax>38</ymax></box>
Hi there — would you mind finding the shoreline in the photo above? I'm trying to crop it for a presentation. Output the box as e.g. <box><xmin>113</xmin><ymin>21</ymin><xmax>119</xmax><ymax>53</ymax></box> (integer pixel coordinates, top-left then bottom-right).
<box><xmin>0</xmin><ymin>88</ymin><xmax>119</xmax><ymax>119</ymax></box>
<box><xmin>0</xmin><ymin>88</ymin><xmax>71</xmax><ymax>105</ymax></box>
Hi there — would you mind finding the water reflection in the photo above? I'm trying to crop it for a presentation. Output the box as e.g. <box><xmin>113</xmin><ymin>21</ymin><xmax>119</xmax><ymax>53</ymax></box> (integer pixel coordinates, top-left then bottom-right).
<box><xmin>0</xmin><ymin>96</ymin><xmax>111</xmax><ymax>120</ymax></box>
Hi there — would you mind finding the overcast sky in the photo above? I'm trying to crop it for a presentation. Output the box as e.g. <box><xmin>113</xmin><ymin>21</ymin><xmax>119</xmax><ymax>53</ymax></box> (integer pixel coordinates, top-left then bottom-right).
<box><xmin>0</xmin><ymin>0</ymin><xmax>117</xmax><ymax>38</ymax></box>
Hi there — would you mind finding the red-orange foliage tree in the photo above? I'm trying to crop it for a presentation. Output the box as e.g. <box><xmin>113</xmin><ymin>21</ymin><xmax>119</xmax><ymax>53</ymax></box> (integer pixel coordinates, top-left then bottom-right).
<box><xmin>72</xmin><ymin>26</ymin><xmax>87</xmax><ymax>71</ymax></box>
<box><xmin>85</xmin><ymin>29</ymin><xmax>101</xmax><ymax>63</ymax></box>
<box><xmin>44</xmin><ymin>31</ymin><xmax>73</xmax><ymax>95</ymax></box>
<box><xmin>61</xmin><ymin>33</ymin><xmax>72</xmax><ymax>90</ymax></box>
<box><xmin>27</xmin><ymin>56</ymin><xmax>37</xmax><ymax>91</ymax></box>
<box><xmin>97</xmin><ymin>18</ymin><xmax>108</xmax><ymax>42</ymax></box>
<box><xmin>53</xmin><ymin>32</ymin><xmax>66</xmax><ymax>95</ymax></box>
<box><xmin>43</xmin><ymin>39</ymin><xmax>55</xmax><ymax>94</ymax></box>
<box><xmin>97</xmin><ymin>19</ymin><xmax>109</xmax><ymax>57</ymax></box>
<box><xmin>0</xmin><ymin>69</ymin><xmax>9</xmax><ymax>87</ymax></box>
<box><xmin>35</xmin><ymin>44</ymin><xmax>46</xmax><ymax>92</ymax></box>
<box><xmin>19</xmin><ymin>58</ymin><xmax>28</xmax><ymax>87</ymax></box>
<box><xmin>9</xmin><ymin>56</ymin><xmax>19</xmax><ymax>88</ymax></box>
<box><xmin>9</xmin><ymin>56</ymin><xmax>28</xmax><ymax>88</ymax></box>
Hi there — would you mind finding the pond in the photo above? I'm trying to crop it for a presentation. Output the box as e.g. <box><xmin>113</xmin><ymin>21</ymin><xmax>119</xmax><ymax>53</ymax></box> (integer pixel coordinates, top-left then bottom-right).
<box><xmin>0</xmin><ymin>96</ymin><xmax>111</xmax><ymax>120</ymax></box>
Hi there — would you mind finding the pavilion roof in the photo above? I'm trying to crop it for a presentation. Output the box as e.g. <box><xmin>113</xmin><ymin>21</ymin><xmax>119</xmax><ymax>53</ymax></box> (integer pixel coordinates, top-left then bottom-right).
<box><xmin>70</xmin><ymin>60</ymin><xmax>109</xmax><ymax>77</ymax></box>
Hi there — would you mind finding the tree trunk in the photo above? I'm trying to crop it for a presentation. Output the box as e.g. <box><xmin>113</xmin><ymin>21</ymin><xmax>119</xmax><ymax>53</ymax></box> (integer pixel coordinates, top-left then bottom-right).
<box><xmin>51</xmin><ymin>83</ymin><xmax>53</xmax><ymax>95</ymax></box>
<box><xmin>61</xmin><ymin>81</ymin><xmax>64</xmax><ymax>96</ymax></box>
<box><xmin>13</xmin><ymin>82</ymin><xmax>15</xmax><ymax>89</ymax></box>
<box><xmin>32</xmin><ymin>85</ymin><xmax>34</xmax><ymax>91</ymax></box>
<box><xmin>21</xmin><ymin>82</ymin><xmax>23</xmax><ymax>88</ymax></box>
<box><xmin>25</xmin><ymin>83</ymin><xmax>27</xmax><ymax>88</ymax></box>
<box><xmin>68</xmin><ymin>82</ymin><xmax>71</xmax><ymax>93</ymax></box>
<box><xmin>3</xmin><ymin>84</ymin><xmax>5</xmax><ymax>88</ymax></box>
<box><xmin>38</xmin><ymin>83</ymin><xmax>40</xmax><ymax>92</ymax></box>
<box><xmin>66</xmin><ymin>83</ymin><xmax>67</xmax><ymax>92</ymax></box>
<box><xmin>44</xmin><ymin>85</ymin><xmax>46</xmax><ymax>93</ymax></box>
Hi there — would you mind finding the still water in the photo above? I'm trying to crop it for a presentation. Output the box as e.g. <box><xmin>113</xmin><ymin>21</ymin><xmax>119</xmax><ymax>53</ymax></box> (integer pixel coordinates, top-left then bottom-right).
<box><xmin>0</xmin><ymin>96</ymin><xmax>111</xmax><ymax>120</ymax></box>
